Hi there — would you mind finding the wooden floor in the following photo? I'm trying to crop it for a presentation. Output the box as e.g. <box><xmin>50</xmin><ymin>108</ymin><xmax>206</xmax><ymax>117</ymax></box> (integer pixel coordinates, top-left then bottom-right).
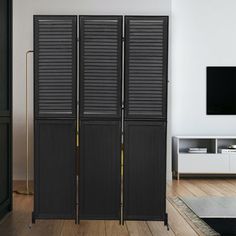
<box><xmin>1</xmin><ymin>179</ymin><xmax>236</xmax><ymax>236</ymax></box>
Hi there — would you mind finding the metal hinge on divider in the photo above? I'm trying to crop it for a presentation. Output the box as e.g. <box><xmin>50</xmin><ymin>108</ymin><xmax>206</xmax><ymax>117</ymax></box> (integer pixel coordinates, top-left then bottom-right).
<box><xmin>76</xmin><ymin>174</ymin><xmax>79</xmax><ymax>224</ymax></box>
<box><xmin>76</xmin><ymin>118</ymin><xmax>79</xmax><ymax>224</ymax></box>
<box><xmin>76</xmin><ymin>119</ymin><xmax>79</xmax><ymax>147</ymax></box>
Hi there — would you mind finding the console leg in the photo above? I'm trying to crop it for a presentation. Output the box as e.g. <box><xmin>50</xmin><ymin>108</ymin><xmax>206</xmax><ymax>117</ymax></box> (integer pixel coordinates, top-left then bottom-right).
<box><xmin>177</xmin><ymin>172</ymin><xmax>180</xmax><ymax>181</ymax></box>
<box><xmin>172</xmin><ymin>171</ymin><xmax>175</xmax><ymax>179</ymax></box>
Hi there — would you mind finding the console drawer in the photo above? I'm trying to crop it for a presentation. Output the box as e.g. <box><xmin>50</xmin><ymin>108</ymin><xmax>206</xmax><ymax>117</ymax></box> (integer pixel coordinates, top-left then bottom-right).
<box><xmin>179</xmin><ymin>154</ymin><xmax>229</xmax><ymax>173</ymax></box>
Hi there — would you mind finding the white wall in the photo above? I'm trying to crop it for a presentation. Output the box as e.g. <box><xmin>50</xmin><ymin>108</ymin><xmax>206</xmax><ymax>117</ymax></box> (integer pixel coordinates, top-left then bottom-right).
<box><xmin>172</xmin><ymin>0</ymin><xmax>236</xmax><ymax>137</ymax></box>
<box><xmin>13</xmin><ymin>0</ymin><xmax>171</xmax><ymax>180</ymax></box>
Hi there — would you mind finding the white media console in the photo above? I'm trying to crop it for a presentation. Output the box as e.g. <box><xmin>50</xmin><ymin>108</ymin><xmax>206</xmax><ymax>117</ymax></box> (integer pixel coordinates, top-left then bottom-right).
<box><xmin>172</xmin><ymin>136</ymin><xmax>236</xmax><ymax>179</ymax></box>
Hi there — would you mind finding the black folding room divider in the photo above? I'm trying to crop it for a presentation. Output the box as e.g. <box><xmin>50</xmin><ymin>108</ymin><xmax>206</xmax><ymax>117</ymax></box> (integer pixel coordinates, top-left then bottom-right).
<box><xmin>33</xmin><ymin>14</ymin><xmax>168</xmax><ymax>226</ymax></box>
<box><xmin>33</xmin><ymin>16</ymin><xmax>77</xmax><ymax>222</ymax></box>
<box><xmin>124</xmin><ymin>16</ymin><xmax>168</xmax><ymax>222</ymax></box>
<box><xmin>79</xmin><ymin>16</ymin><xmax>122</xmax><ymax>220</ymax></box>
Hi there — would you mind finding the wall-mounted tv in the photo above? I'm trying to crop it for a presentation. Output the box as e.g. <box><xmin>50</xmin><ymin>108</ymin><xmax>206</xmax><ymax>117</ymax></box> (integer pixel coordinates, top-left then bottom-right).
<box><xmin>207</xmin><ymin>67</ymin><xmax>236</xmax><ymax>115</ymax></box>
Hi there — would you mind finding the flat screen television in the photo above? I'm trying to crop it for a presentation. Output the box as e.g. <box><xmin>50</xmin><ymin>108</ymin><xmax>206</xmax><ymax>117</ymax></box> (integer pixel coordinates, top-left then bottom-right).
<box><xmin>207</xmin><ymin>67</ymin><xmax>236</xmax><ymax>115</ymax></box>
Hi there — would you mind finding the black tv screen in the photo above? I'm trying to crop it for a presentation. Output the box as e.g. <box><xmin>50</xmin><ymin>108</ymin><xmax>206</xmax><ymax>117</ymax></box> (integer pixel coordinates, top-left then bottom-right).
<box><xmin>207</xmin><ymin>67</ymin><xmax>236</xmax><ymax>115</ymax></box>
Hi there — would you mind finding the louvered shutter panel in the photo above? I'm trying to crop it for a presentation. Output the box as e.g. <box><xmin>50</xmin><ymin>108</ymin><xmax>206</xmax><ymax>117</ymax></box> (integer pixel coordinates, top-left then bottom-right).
<box><xmin>124</xmin><ymin>16</ymin><xmax>168</xmax><ymax>221</ymax></box>
<box><xmin>125</xmin><ymin>16</ymin><xmax>168</xmax><ymax>120</ymax></box>
<box><xmin>79</xmin><ymin>15</ymin><xmax>122</xmax><ymax>220</ymax></box>
<box><xmin>80</xmin><ymin>16</ymin><xmax>122</xmax><ymax>119</ymax></box>
<box><xmin>33</xmin><ymin>16</ymin><xmax>77</xmax><ymax>222</ymax></box>
<box><xmin>34</xmin><ymin>16</ymin><xmax>77</xmax><ymax>118</ymax></box>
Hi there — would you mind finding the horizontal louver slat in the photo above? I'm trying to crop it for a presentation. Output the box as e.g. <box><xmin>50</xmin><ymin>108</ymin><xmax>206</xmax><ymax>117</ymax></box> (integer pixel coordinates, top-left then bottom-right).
<box><xmin>80</xmin><ymin>16</ymin><xmax>122</xmax><ymax>118</ymax></box>
<box><xmin>125</xmin><ymin>16</ymin><xmax>168</xmax><ymax>119</ymax></box>
<box><xmin>35</xmin><ymin>16</ymin><xmax>76</xmax><ymax>118</ymax></box>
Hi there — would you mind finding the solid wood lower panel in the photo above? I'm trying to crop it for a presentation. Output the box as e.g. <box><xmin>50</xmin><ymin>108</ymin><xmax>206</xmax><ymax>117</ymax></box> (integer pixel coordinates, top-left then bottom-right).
<box><xmin>124</xmin><ymin>121</ymin><xmax>166</xmax><ymax>220</ymax></box>
<box><xmin>79</xmin><ymin>120</ymin><xmax>121</xmax><ymax>219</ymax></box>
<box><xmin>34</xmin><ymin>119</ymin><xmax>76</xmax><ymax>219</ymax></box>
<box><xmin>0</xmin><ymin>118</ymin><xmax>11</xmax><ymax>220</ymax></box>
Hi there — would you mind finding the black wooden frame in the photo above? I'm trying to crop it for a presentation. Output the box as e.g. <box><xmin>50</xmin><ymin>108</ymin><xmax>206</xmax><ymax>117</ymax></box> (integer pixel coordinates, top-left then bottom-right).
<box><xmin>34</xmin><ymin>15</ymin><xmax>77</xmax><ymax>119</ymax></box>
<box><xmin>0</xmin><ymin>0</ymin><xmax>12</xmax><ymax>220</ymax></box>
<box><xmin>33</xmin><ymin>119</ymin><xmax>76</xmax><ymax>220</ymax></box>
<box><xmin>79</xmin><ymin>15</ymin><xmax>123</xmax><ymax>120</ymax></box>
<box><xmin>33</xmin><ymin>15</ymin><xmax>77</xmax><ymax>222</ymax></box>
<box><xmin>79</xmin><ymin>15</ymin><xmax>123</xmax><ymax>220</ymax></box>
<box><xmin>123</xmin><ymin>16</ymin><xmax>169</xmax><ymax>224</ymax></box>
<box><xmin>124</xmin><ymin>16</ymin><xmax>169</xmax><ymax>121</ymax></box>
<box><xmin>123</xmin><ymin>121</ymin><xmax>167</xmax><ymax>221</ymax></box>
<box><xmin>0</xmin><ymin>118</ymin><xmax>12</xmax><ymax>220</ymax></box>
<box><xmin>79</xmin><ymin>120</ymin><xmax>121</xmax><ymax>220</ymax></box>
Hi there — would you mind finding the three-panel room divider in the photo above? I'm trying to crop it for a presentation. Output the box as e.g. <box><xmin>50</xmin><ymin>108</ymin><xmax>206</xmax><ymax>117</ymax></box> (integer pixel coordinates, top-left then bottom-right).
<box><xmin>33</xmin><ymin>15</ymin><xmax>168</xmax><ymax>226</ymax></box>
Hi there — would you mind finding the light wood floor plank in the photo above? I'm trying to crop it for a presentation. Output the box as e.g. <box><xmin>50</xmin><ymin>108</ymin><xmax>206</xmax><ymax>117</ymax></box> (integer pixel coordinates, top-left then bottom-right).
<box><xmin>60</xmin><ymin>220</ymin><xmax>79</xmax><ymax>236</ymax></box>
<box><xmin>105</xmin><ymin>220</ymin><xmax>129</xmax><ymax>236</ymax></box>
<box><xmin>189</xmin><ymin>179</ymin><xmax>223</xmax><ymax>196</ymax></box>
<box><xmin>0</xmin><ymin>194</ymin><xmax>32</xmax><ymax>236</ymax></box>
<box><xmin>180</xmin><ymin>180</ymin><xmax>208</xmax><ymax>197</ymax></box>
<box><xmin>2</xmin><ymin>179</ymin><xmax>236</xmax><ymax>235</ymax></box>
<box><xmin>125</xmin><ymin>221</ymin><xmax>152</xmax><ymax>236</ymax></box>
<box><xmin>225</xmin><ymin>179</ymin><xmax>236</xmax><ymax>194</ymax></box>
<box><xmin>214</xmin><ymin>179</ymin><xmax>236</xmax><ymax>195</ymax></box>
<box><xmin>167</xmin><ymin>201</ymin><xmax>198</xmax><ymax>236</ymax></box>
<box><xmin>77</xmin><ymin>220</ymin><xmax>106</xmax><ymax>236</ymax></box>
<box><xmin>167</xmin><ymin>180</ymin><xmax>194</xmax><ymax>198</ymax></box>
<box><xmin>207</xmin><ymin>180</ymin><xmax>234</xmax><ymax>196</ymax></box>
<box><xmin>147</xmin><ymin>221</ymin><xmax>175</xmax><ymax>236</ymax></box>
<box><xmin>28</xmin><ymin>220</ymin><xmax>64</xmax><ymax>236</ymax></box>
